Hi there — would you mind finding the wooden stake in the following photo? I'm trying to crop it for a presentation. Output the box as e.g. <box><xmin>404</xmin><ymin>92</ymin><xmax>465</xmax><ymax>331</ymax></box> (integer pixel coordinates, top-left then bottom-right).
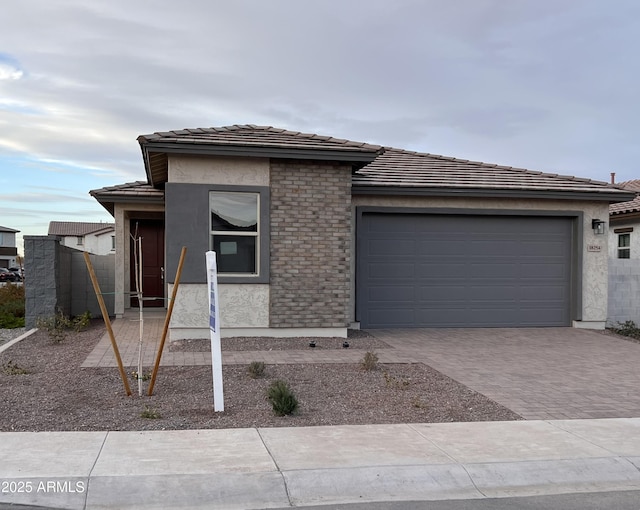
<box><xmin>83</xmin><ymin>252</ymin><xmax>132</xmax><ymax>396</ymax></box>
<box><xmin>148</xmin><ymin>246</ymin><xmax>187</xmax><ymax>396</ymax></box>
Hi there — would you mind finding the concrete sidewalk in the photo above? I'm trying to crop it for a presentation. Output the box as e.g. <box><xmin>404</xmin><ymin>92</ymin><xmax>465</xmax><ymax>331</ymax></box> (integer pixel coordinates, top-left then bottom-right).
<box><xmin>1</xmin><ymin>418</ymin><xmax>639</xmax><ymax>509</ymax></box>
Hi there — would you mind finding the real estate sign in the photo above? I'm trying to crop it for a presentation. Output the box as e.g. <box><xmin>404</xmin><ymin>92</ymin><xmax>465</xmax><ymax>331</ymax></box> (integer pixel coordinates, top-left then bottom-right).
<box><xmin>206</xmin><ymin>251</ymin><xmax>224</xmax><ymax>412</ymax></box>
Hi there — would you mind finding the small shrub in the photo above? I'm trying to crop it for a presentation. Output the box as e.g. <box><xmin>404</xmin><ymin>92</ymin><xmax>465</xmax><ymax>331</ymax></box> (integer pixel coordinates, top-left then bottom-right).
<box><xmin>35</xmin><ymin>309</ymin><xmax>91</xmax><ymax>342</ymax></box>
<box><xmin>131</xmin><ymin>371</ymin><xmax>151</xmax><ymax>382</ymax></box>
<box><xmin>267</xmin><ymin>380</ymin><xmax>299</xmax><ymax>416</ymax></box>
<box><xmin>247</xmin><ymin>361</ymin><xmax>266</xmax><ymax>379</ymax></box>
<box><xmin>361</xmin><ymin>351</ymin><xmax>379</xmax><ymax>371</ymax></box>
<box><xmin>140</xmin><ymin>406</ymin><xmax>161</xmax><ymax>419</ymax></box>
<box><xmin>383</xmin><ymin>370</ymin><xmax>411</xmax><ymax>390</ymax></box>
<box><xmin>72</xmin><ymin>311</ymin><xmax>92</xmax><ymax>332</ymax></box>
<box><xmin>412</xmin><ymin>397</ymin><xmax>428</xmax><ymax>409</ymax></box>
<box><xmin>610</xmin><ymin>320</ymin><xmax>640</xmax><ymax>339</ymax></box>
<box><xmin>36</xmin><ymin>310</ymin><xmax>72</xmax><ymax>343</ymax></box>
<box><xmin>2</xmin><ymin>360</ymin><xmax>29</xmax><ymax>375</ymax></box>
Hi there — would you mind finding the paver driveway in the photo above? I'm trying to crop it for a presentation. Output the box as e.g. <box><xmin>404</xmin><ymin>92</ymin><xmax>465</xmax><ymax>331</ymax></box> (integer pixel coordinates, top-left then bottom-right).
<box><xmin>369</xmin><ymin>328</ymin><xmax>640</xmax><ymax>420</ymax></box>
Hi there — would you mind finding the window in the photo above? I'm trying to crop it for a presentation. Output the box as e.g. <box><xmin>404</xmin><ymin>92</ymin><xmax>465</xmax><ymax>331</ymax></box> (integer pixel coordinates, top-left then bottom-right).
<box><xmin>618</xmin><ymin>233</ymin><xmax>631</xmax><ymax>259</ymax></box>
<box><xmin>76</xmin><ymin>236</ymin><xmax>83</xmax><ymax>246</ymax></box>
<box><xmin>111</xmin><ymin>236</ymin><xmax>116</xmax><ymax>251</ymax></box>
<box><xmin>210</xmin><ymin>191</ymin><xmax>259</xmax><ymax>275</ymax></box>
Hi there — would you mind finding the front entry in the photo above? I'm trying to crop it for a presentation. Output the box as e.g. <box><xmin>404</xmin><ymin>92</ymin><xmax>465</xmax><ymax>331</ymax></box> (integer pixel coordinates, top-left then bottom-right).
<box><xmin>130</xmin><ymin>219</ymin><xmax>165</xmax><ymax>308</ymax></box>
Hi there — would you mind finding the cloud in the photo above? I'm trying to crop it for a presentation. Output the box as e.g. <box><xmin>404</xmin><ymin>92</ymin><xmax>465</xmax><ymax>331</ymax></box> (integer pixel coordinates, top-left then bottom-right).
<box><xmin>0</xmin><ymin>54</ymin><xmax>23</xmax><ymax>81</ymax></box>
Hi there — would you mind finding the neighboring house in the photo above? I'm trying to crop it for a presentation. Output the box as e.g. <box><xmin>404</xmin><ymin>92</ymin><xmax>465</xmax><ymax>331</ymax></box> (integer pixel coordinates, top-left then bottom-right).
<box><xmin>608</xmin><ymin>180</ymin><xmax>640</xmax><ymax>325</ymax></box>
<box><xmin>90</xmin><ymin>125</ymin><xmax>634</xmax><ymax>340</ymax></box>
<box><xmin>0</xmin><ymin>226</ymin><xmax>19</xmax><ymax>268</ymax></box>
<box><xmin>48</xmin><ymin>221</ymin><xmax>116</xmax><ymax>255</ymax></box>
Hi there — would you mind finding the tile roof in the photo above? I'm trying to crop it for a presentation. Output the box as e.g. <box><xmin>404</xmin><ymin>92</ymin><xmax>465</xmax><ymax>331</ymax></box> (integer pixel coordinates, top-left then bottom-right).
<box><xmin>353</xmin><ymin>147</ymin><xmax>633</xmax><ymax>197</ymax></box>
<box><xmin>48</xmin><ymin>221</ymin><xmax>114</xmax><ymax>237</ymax></box>
<box><xmin>89</xmin><ymin>181</ymin><xmax>164</xmax><ymax>199</ymax></box>
<box><xmin>138</xmin><ymin>124</ymin><xmax>383</xmax><ymax>153</ymax></box>
<box><xmin>609</xmin><ymin>180</ymin><xmax>640</xmax><ymax>215</ymax></box>
<box><xmin>89</xmin><ymin>181</ymin><xmax>165</xmax><ymax>214</ymax></box>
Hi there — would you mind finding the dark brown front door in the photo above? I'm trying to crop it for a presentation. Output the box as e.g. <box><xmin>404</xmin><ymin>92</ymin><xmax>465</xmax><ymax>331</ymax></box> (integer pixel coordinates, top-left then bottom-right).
<box><xmin>130</xmin><ymin>220</ymin><xmax>165</xmax><ymax>308</ymax></box>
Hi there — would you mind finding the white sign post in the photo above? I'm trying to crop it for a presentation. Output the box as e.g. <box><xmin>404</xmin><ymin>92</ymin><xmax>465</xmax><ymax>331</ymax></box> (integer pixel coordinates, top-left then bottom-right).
<box><xmin>206</xmin><ymin>251</ymin><xmax>224</xmax><ymax>412</ymax></box>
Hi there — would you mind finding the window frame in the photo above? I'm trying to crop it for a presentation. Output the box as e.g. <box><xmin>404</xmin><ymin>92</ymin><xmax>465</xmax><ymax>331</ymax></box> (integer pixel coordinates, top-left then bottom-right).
<box><xmin>618</xmin><ymin>233</ymin><xmax>631</xmax><ymax>259</ymax></box>
<box><xmin>208</xmin><ymin>186</ymin><xmax>270</xmax><ymax>283</ymax></box>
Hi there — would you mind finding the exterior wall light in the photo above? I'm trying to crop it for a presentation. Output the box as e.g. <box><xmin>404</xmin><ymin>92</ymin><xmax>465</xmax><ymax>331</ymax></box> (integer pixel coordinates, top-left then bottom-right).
<box><xmin>592</xmin><ymin>219</ymin><xmax>606</xmax><ymax>235</ymax></box>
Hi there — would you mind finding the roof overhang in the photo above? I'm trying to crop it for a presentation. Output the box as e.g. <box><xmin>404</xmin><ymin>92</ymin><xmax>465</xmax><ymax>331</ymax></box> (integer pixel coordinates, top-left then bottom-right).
<box><xmin>139</xmin><ymin>141</ymin><xmax>380</xmax><ymax>188</ymax></box>
<box><xmin>351</xmin><ymin>185</ymin><xmax>637</xmax><ymax>203</ymax></box>
<box><xmin>89</xmin><ymin>191</ymin><xmax>164</xmax><ymax>216</ymax></box>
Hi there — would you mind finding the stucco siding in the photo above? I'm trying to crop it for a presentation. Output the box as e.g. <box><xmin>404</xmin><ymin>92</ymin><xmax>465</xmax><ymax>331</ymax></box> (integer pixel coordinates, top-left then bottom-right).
<box><xmin>168</xmin><ymin>155</ymin><xmax>269</xmax><ymax>186</ymax></box>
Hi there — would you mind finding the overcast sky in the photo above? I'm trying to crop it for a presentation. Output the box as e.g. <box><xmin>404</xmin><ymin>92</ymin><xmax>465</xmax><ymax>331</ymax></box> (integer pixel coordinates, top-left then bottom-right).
<box><xmin>2</xmin><ymin>0</ymin><xmax>639</xmax><ymax>254</ymax></box>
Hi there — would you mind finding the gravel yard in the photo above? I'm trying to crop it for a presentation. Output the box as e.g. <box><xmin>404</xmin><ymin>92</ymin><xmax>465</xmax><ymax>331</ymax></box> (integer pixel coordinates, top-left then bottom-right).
<box><xmin>0</xmin><ymin>321</ymin><xmax>521</xmax><ymax>431</ymax></box>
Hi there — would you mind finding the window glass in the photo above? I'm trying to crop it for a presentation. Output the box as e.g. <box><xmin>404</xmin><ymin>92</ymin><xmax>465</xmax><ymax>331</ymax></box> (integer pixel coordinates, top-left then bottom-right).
<box><xmin>212</xmin><ymin>235</ymin><xmax>256</xmax><ymax>273</ymax></box>
<box><xmin>210</xmin><ymin>192</ymin><xmax>258</xmax><ymax>232</ymax></box>
<box><xmin>210</xmin><ymin>191</ymin><xmax>259</xmax><ymax>275</ymax></box>
<box><xmin>618</xmin><ymin>233</ymin><xmax>631</xmax><ymax>259</ymax></box>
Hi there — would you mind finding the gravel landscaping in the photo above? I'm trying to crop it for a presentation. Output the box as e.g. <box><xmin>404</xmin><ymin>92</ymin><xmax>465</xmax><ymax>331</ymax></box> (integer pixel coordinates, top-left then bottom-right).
<box><xmin>0</xmin><ymin>321</ymin><xmax>522</xmax><ymax>432</ymax></box>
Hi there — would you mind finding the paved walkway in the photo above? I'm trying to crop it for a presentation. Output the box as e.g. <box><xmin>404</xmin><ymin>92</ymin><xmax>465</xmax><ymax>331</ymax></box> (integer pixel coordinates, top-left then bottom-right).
<box><xmin>82</xmin><ymin>317</ymin><xmax>640</xmax><ymax>421</ymax></box>
<box><xmin>2</xmin><ymin>419</ymin><xmax>640</xmax><ymax>509</ymax></box>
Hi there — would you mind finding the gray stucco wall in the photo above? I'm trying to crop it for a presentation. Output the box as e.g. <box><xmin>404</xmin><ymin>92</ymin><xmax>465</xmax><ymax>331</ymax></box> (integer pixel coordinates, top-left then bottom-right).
<box><xmin>24</xmin><ymin>235</ymin><xmax>114</xmax><ymax>327</ymax></box>
<box><xmin>165</xmin><ymin>182</ymin><xmax>269</xmax><ymax>284</ymax></box>
<box><xmin>608</xmin><ymin>259</ymin><xmax>640</xmax><ymax>325</ymax></box>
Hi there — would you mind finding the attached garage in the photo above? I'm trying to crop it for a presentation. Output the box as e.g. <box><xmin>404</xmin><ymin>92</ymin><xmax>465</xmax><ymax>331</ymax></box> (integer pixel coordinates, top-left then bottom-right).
<box><xmin>357</xmin><ymin>211</ymin><xmax>576</xmax><ymax>328</ymax></box>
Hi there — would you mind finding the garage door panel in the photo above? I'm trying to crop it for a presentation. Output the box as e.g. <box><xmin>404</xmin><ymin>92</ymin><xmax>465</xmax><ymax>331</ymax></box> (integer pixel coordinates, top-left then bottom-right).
<box><xmin>369</xmin><ymin>263</ymin><xmax>415</xmax><ymax>278</ymax></box>
<box><xmin>366</xmin><ymin>308</ymin><xmax>415</xmax><ymax>327</ymax></box>
<box><xmin>358</xmin><ymin>213</ymin><xmax>573</xmax><ymax>328</ymax></box>
<box><xmin>368</xmin><ymin>285</ymin><xmax>415</xmax><ymax>302</ymax></box>
<box><xmin>369</xmin><ymin>239</ymin><xmax>415</xmax><ymax>256</ymax></box>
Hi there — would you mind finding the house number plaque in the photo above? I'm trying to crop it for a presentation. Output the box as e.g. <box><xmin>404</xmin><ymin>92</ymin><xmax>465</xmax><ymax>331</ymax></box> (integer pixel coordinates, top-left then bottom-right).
<box><xmin>587</xmin><ymin>245</ymin><xmax>602</xmax><ymax>252</ymax></box>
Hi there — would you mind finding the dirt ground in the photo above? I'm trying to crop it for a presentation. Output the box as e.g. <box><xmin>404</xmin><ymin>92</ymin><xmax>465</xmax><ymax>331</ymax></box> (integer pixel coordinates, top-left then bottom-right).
<box><xmin>0</xmin><ymin>321</ymin><xmax>521</xmax><ymax>431</ymax></box>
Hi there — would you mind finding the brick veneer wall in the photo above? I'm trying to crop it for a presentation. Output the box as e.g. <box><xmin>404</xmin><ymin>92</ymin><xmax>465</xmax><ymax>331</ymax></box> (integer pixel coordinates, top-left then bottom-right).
<box><xmin>269</xmin><ymin>159</ymin><xmax>352</xmax><ymax>328</ymax></box>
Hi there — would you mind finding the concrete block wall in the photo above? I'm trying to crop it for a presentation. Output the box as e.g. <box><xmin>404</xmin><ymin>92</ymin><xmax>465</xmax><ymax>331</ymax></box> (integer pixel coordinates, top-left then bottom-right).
<box><xmin>24</xmin><ymin>236</ymin><xmax>114</xmax><ymax>328</ymax></box>
<box><xmin>608</xmin><ymin>259</ymin><xmax>640</xmax><ymax>325</ymax></box>
<box><xmin>70</xmin><ymin>251</ymin><xmax>115</xmax><ymax>317</ymax></box>
<box><xmin>269</xmin><ymin>159</ymin><xmax>352</xmax><ymax>328</ymax></box>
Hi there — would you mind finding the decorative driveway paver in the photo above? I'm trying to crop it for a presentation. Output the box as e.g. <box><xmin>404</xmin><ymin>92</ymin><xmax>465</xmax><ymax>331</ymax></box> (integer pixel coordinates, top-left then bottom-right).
<box><xmin>370</xmin><ymin>328</ymin><xmax>640</xmax><ymax>420</ymax></box>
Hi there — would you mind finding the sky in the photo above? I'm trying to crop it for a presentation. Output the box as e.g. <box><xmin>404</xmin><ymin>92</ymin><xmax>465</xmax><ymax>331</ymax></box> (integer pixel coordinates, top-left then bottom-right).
<box><xmin>2</xmin><ymin>0</ymin><xmax>640</xmax><ymax>254</ymax></box>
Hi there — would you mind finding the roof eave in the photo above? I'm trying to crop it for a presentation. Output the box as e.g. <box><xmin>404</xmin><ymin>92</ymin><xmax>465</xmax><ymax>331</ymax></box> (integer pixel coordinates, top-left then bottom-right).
<box><xmin>89</xmin><ymin>192</ymin><xmax>165</xmax><ymax>217</ymax></box>
<box><xmin>139</xmin><ymin>140</ymin><xmax>380</xmax><ymax>187</ymax></box>
<box><xmin>351</xmin><ymin>185</ymin><xmax>637</xmax><ymax>202</ymax></box>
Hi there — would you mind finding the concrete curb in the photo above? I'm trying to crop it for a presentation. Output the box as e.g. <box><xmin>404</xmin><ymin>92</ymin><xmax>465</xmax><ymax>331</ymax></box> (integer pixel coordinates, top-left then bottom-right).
<box><xmin>1</xmin><ymin>420</ymin><xmax>640</xmax><ymax>509</ymax></box>
<box><xmin>0</xmin><ymin>328</ymin><xmax>37</xmax><ymax>356</ymax></box>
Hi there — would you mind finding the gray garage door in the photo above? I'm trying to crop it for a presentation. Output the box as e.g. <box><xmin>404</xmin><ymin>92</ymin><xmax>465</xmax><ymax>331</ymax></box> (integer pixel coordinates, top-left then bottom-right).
<box><xmin>357</xmin><ymin>213</ymin><xmax>573</xmax><ymax>328</ymax></box>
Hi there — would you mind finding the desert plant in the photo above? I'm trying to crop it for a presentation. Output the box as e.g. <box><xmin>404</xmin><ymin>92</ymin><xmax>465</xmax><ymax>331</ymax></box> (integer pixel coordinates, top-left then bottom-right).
<box><xmin>0</xmin><ymin>283</ymin><xmax>25</xmax><ymax>329</ymax></box>
<box><xmin>71</xmin><ymin>311</ymin><xmax>92</xmax><ymax>332</ymax></box>
<box><xmin>361</xmin><ymin>351</ymin><xmax>379</xmax><ymax>371</ymax></box>
<box><xmin>2</xmin><ymin>360</ymin><xmax>29</xmax><ymax>375</ymax></box>
<box><xmin>247</xmin><ymin>361</ymin><xmax>266</xmax><ymax>379</ymax></box>
<box><xmin>140</xmin><ymin>406</ymin><xmax>161</xmax><ymax>419</ymax></box>
<box><xmin>383</xmin><ymin>370</ymin><xmax>411</xmax><ymax>390</ymax></box>
<box><xmin>36</xmin><ymin>310</ymin><xmax>72</xmax><ymax>343</ymax></box>
<box><xmin>267</xmin><ymin>380</ymin><xmax>299</xmax><ymax>416</ymax></box>
<box><xmin>131</xmin><ymin>371</ymin><xmax>151</xmax><ymax>381</ymax></box>
<box><xmin>610</xmin><ymin>320</ymin><xmax>640</xmax><ymax>339</ymax></box>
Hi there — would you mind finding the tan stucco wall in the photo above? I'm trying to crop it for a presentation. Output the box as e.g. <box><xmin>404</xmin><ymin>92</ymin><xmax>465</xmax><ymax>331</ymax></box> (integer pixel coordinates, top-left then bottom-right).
<box><xmin>168</xmin><ymin>155</ymin><xmax>269</xmax><ymax>186</ymax></box>
<box><xmin>351</xmin><ymin>195</ymin><xmax>610</xmax><ymax>326</ymax></box>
